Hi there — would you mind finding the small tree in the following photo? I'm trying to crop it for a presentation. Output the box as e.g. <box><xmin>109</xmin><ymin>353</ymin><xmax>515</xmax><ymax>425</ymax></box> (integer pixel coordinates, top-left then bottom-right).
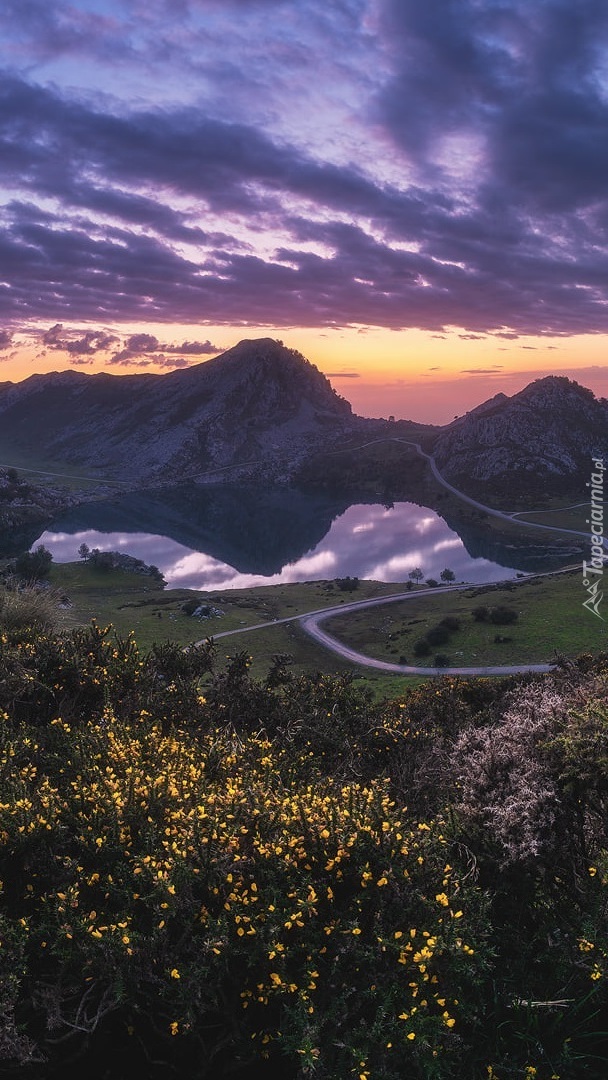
<box><xmin>440</xmin><ymin>568</ymin><xmax>455</xmax><ymax>583</ymax></box>
<box><xmin>408</xmin><ymin>567</ymin><xmax>424</xmax><ymax>585</ymax></box>
<box><xmin>14</xmin><ymin>545</ymin><xmax>53</xmax><ymax>580</ymax></box>
<box><xmin>78</xmin><ymin>543</ymin><xmax>90</xmax><ymax>561</ymax></box>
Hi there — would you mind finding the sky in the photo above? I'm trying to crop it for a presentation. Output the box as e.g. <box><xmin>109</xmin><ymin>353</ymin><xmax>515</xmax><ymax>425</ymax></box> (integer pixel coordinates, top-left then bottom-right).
<box><xmin>1</xmin><ymin>0</ymin><xmax>608</xmax><ymax>422</ymax></box>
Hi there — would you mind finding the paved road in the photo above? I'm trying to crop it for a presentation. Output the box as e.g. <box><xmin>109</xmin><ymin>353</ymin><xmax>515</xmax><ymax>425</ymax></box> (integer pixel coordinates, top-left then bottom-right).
<box><xmin>21</xmin><ymin>434</ymin><xmax>596</xmax><ymax>678</ymax></box>
<box><xmin>299</xmin><ymin>578</ymin><xmax>558</xmax><ymax>676</ymax></box>
<box><xmin>0</xmin><ymin>462</ymin><xmax>132</xmax><ymax>485</ymax></box>
<box><xmin>397</xmin><ymin>440</ymin><xmax>603</xmax><ymax>547</ymax></box>
<box><xmin>191</xmin><ymin>566</ymin><xmax>583</xmax><ymax>676</ymax></box>
<box><xmin>189</xmin><ymin>443</ymin><xmax>604</xmax><ymax>676</ymax></box>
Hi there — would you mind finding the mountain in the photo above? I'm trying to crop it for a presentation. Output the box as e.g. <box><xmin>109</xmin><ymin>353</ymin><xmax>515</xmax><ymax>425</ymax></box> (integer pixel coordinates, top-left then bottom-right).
<box><xmin>0</xmin><ymin>339</ymin><xmax>356</xmax><ymax>484</ymax></box>
<box><xmin>1</xmin><ymin>344</ymin><xmax>606</xmax><ymax>503</ymax></box>
<box><xmin>433</xmin><ymin>376</ymin><xmax>608</xmax><ymax>499</ymax></box>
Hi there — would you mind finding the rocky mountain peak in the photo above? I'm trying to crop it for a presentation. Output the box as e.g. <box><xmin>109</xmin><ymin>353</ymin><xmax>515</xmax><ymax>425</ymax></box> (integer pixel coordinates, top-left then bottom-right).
<box><xmin>433</xmin><ymin>375</ymin><xmax>608</xmax><ymax>499</ymax></box>
<box><xmin>0</xmin><ymin>337</ymin><xmax>356</xmax><ymax>484</ymax></box>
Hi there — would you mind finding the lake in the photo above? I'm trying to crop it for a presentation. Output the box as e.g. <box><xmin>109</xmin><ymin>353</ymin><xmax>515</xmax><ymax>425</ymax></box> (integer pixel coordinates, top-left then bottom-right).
<box><xmin>31</xmin><ymin>484</ymin><xmax>578</xmax><ymax>591</ymax></box>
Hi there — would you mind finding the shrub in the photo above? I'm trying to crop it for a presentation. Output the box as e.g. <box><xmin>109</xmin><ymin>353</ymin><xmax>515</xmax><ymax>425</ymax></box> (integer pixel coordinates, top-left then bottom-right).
<box><xmin>489</xmin><ymin>606</ymin><xmax>518</xmax><ymax>625</ymax></box>
<box><xmin>472</xmin><ymin>605</ymin><xmax>489</xmax><ymax>622</ymax></box>
<box><xmin>0</xmin><ymin>624</ymin><xmax>608</xmax><ymax>1077</ymax></box>
<box><xmin>413</xmin><ymin>638</ymin><xmax>431</xmax><ymax>657</ymax></box>
<box><xmin>14</xmin><ymin>544</ymin><xmax>53</xmax><ymax>580</ymax></box>
<box><xmin>426</xmin><ymin>625</ymin><xmax>450</xmax><ymax>646</ymax></box>
<box><xmin>0</xmin><ymin>580</ymin><xmax>59</xmax><ymax>633</ymax></box>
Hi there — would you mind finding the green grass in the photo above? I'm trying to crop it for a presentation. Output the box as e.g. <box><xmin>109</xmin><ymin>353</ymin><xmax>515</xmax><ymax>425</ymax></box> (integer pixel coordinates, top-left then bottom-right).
<box><xmin>513</xmin><ymin>504</ymin><xmax>589</xmax><ymax>531</ymax></box>
<box><xmin>49</xmin><ymin>564</ymin><xmax>420</xmax><ymax>690</ymax></box>
<box><xmin>0</xmin><ymin>444</ymin><xmax>131</xmax><ymax>492</ymax></box>
<box><xmin>322</xmin><ymin>570</ymin><xmax>607</xmax><ymax>668</ymax></box>
<box><xmin>48</xmin><ymin>562</ymin><xmax>606</xmax><ymax>685</ymax></box>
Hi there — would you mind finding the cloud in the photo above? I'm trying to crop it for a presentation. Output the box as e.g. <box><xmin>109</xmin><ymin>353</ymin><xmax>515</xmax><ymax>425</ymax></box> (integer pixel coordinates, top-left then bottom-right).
<box><xmin>0</xmin><ymin>4</ymin><xmax>607</xmax><ymax>341</ymax></box>
<box><xmin>0</xmin><ymin>330</ymin><xmax>12</xmax><ymax>349</ymax></box>
<box><xmin>460</xmin><ymin>367</ymin><xmax>505</xmax><ymax>374</ymax></box>
<box><xmin>23</xmin><ymin>322</ymin><xmax>221</xmax><ymax>368</ymax></box>
<box><xmin>41</xmin><ymin>324</ymin><xmax>118</xmax><ymax>354</ymax></box>
<box><xmin>164</xmin><ymin>340</ymin><xmax>220</xmax><ymax>355</ymax></box>
<box><xmin>325</xmin><ymin>371</ymin><xmax>361</xmax><ymax>378</ymax></box>
<box><xmin>109</xmin><ymin>334</ymin><xmax>220</xmax><ymax>366</ymax></box>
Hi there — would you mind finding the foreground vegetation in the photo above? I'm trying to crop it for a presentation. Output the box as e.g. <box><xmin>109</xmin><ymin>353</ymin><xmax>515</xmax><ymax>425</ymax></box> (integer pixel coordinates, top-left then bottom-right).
<box><xmin>1</xmin><ymin>582</ymin><xmax>608</xmax><ymax>1078</ymax></box>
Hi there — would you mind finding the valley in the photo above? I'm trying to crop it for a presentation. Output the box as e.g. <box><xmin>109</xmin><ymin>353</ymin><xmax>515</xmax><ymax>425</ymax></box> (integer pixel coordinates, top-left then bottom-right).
<box><xmin>1</xmin><ymin>339</ymin><xmax>606</xmax><ymax>685</ymax></box>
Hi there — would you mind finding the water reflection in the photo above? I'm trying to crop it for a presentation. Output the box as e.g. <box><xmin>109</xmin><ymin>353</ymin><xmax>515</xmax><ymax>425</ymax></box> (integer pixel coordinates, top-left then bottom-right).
<box><xmin>35</xmin><ymin>493</ymin><xmax>526</xmax><ymax>591</ymax></box>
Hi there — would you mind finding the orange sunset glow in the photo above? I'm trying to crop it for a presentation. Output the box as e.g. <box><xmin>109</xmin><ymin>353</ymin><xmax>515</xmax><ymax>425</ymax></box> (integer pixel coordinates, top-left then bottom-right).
<box><xmin>1</xmin><ymin>1</ymin><xmax>607</xmax><ymax>420</ymax></box>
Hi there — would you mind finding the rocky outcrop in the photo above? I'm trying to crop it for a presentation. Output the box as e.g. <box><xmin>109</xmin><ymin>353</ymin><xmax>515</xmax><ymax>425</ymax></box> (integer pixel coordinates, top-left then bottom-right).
<box><xmin>433</xmin><ymin>376</ymin><xmax>608</xmax><ymax>497</ymax></box>
<box><xmin>0</xmin><ymin>469</ymin><xmax>76</xmax><ymax>556</ymax></box>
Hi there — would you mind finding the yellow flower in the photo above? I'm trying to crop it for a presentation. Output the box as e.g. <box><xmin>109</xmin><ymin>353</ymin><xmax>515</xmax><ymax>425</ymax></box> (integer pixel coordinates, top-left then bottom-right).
<box><xmin>170</xmin><ymin>968</ymin><xmax>180</xmax><ymax>980</ymax></box>
<box><xmin>169</xmin><ymin>1021</ymin><xmax>179</xmax><ymax>1036</ymax></box>
<box><xmin>407</xmin><ymin>1032</ymin><xmax>416</xmax><ymax>1041</ymax></box>
<box><xmin>435</xmin><ymin>892</ymin><xmax>449</xmax><ymax>906</ymax></box>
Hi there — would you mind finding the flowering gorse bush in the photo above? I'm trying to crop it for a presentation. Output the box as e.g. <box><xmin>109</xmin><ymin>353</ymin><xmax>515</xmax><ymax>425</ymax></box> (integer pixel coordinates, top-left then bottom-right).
<box><xmin>0</xmin><ymin>621</ymin><xmax>607</xmax><ymax>1078</ymax></box>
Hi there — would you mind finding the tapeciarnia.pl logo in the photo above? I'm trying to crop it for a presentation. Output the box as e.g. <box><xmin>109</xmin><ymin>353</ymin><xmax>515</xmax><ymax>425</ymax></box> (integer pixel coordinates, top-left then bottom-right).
<box><xmin>582</xmin><ymin>458</ymin><xmax>605</xmax><ymax>620</ymax></box>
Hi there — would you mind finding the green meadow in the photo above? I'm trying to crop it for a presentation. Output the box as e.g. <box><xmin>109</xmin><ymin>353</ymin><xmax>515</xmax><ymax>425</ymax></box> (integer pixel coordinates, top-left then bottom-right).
<box><xmin>46</xmin><ymin>562</ymin><xmax>607</xmax><ymax>681</ymax></box>
<box><xmin>323</xmin><ymin>570</ymin><xmax>606</xmax><ymax>668</ymax></box>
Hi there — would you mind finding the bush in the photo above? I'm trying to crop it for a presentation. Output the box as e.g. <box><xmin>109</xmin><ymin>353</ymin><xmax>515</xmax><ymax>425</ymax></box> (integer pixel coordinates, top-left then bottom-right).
<box><xmin>413</xmin><ymin>638</ymin><xmax>431</xmax><ymax>657</ymax></box>
<box><xmin>472</xmin><ymin>605</ymin><xmax>489</xmax><ymax>622</ymax></box>
<box><xmin>14</xmin><ymin>544</ymin><xmax>53</xmax><ymax>580</ymax></box>
<box><xmin>0</xmin><ymin>580</ymin><xmax>59</xmax><ymax>633</ymax></box>
<box><xmin>1</xmin><ymin>623</ymin><xmax>608</xmax><ymax>1077</ymax></box>
<box><xmin>426</xmin><ymin>625</ymin><xmax>450</xmax><ymax>646</ymax></box>
<box><xmin>489</xmin><ymin>606</ymin><xmax>518</xmax><ymax>625</ymax></box>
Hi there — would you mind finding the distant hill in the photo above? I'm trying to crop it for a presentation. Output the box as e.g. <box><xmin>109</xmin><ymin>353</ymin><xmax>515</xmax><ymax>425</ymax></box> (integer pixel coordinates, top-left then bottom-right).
<box><xmin>433</xmin><ymin>376</ymin><xmax>608</xmax><ymax>499</ymax></box>
<box><xmin>0</xmin><ymin>339</ymin><xmax>357</xmax><ymax>484</ymax></box>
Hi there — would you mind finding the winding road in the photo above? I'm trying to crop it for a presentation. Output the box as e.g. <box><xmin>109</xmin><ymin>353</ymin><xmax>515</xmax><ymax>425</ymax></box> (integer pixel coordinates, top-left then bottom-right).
<box><xmin>191</xmin><ymin>441</ymin><xmax>604</xmax><ymax>676</ymax></box>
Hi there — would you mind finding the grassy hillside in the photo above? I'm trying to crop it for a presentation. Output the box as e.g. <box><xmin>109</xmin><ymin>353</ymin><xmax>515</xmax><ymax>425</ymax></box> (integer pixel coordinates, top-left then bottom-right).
<box><xmin>323</xmin><ymin>570</ymin><xmax>606</xmax><ymax>668</ymax></box>
<box><xmin>46</xmin><ymin>562</ymin><xmax>607</xmax><ymax>678</ymax></box>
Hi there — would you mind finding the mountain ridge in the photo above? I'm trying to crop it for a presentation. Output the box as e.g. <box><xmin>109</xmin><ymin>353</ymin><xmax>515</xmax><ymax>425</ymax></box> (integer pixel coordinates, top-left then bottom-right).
<box><xmin>0</xmin><ymin>342</ymin><xmax>606</xmax><ymax>498</ymax></box>
<box><xmin>0</xmin><ymin>338</ymin><xmax>357</xmax><ymax>484</ymax></box>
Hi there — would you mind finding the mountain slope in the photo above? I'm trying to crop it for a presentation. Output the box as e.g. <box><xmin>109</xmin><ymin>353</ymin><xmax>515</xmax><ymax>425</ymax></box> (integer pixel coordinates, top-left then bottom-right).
<box><xmin>433</xmin><ymin>376</ymin><xmax>608</xmax><ymax>498</ymax></box>
<box><xmin>0</xmin><ymin>339</ymin><xmax>356</xmax><ymax>483</ymax></box>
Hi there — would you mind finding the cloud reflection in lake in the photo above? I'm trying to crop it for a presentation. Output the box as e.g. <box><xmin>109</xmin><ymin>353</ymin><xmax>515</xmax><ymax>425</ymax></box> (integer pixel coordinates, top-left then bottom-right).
<box><xmin>36</xmin><ymin>501</ymin><xmax>519</xmax><ymax>591</ymax></box>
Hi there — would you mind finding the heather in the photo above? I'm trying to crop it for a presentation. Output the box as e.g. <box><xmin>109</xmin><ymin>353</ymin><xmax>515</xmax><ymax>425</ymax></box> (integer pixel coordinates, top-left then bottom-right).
<box><xmin>0</xmin><ymin>609</ymin><xmax>607</xmax><ymax>1078</ymax></box>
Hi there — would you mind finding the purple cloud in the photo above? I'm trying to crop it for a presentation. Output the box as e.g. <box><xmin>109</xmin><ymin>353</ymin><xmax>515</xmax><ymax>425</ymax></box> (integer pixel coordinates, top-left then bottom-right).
<box><xmin>0</xmin><ymin>2</ymin><xmax>606</xmax><ymax>343</ymax></box>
